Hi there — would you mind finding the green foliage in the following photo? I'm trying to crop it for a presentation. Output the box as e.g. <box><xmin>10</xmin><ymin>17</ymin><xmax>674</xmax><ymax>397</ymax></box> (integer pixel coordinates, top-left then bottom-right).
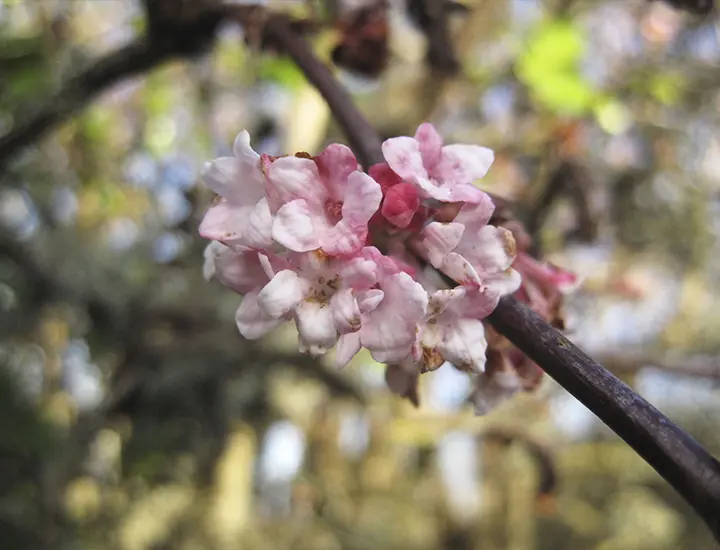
<box><xmin>258</xmin><ymin>56</ymin><xmax>306</xmax><ymax>90</ymax></box>
<box><xmin>648</xmin><ymin>73</ymin><xmax>685</xmax><ymax>106</ymax></box>
<box><xmin>516</xmin><ymin>19</ymin><xmax>597</xmax><ymax>115</ymax></box>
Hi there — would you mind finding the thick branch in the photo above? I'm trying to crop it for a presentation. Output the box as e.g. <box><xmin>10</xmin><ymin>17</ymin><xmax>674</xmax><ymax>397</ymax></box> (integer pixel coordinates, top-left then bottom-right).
<box><xmin>265</xmin><ymin>21</ymin><xmax>720</xmax><ymax>541</ymax></box>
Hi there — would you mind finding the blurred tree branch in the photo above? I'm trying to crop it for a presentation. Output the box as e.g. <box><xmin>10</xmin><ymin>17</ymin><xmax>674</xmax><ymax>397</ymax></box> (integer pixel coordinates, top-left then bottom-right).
<box><xmin>601</xmin><ymin>351</ymin><xmax>720</xmax><ymax>381</ymax></box>
<box><xmin>0</xmin><ymin>0</ymin><xmax>229</xmax><ymax>170</ymax></box>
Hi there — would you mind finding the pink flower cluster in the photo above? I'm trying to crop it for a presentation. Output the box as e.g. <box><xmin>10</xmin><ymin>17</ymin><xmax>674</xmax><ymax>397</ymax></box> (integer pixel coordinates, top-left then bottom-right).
<box><xmin>200</xmin><ymin>123</ymin><xmax>523</xmax><ymax>407</ymax></box>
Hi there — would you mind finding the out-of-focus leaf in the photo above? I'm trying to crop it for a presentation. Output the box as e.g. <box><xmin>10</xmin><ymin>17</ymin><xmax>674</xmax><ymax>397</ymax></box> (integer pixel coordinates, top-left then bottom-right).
<box><xmin>76</xmin><ymin>181</ymin><xmax>149</xmax><ymax>228</ymax></box>
<box><xmin>516</xmin><ymin>19</ymin><xmax>598</xmax><ymax>115</ymax></box>
<box><xmin>258</xmin><ymin>56</ymin><xmax>306</xmax><ymax>90</ymax></box>
<box><xmin>143</xmin><ymin>75</ymin><xmax>174</xmax><ymax>117</ymax></box>
<box><xmin>594</xmin><ymin>99</ymin><xmax>633</xmax><ymax>135</ymax></box>
<box><xmin>648</xmin><ymin>73</ymin><xmax>685</xmax><ymax>106</ymax></box>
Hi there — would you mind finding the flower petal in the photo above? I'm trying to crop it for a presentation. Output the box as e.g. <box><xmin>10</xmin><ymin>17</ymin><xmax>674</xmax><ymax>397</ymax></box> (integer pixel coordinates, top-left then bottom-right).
<box><xmin>462</xmin><ymin>226</ymin><xmax>517</xmax><ymax>274</ymax></box>
<box><xmin>453</xmin><ymin>194</ymin><xmax>496</xmax><ymax>231</ymax></box>
<box><xmin>200</xmin><ymin>158</ymin><xmax>237</xmax><ymax>198</ymax></box>
<box><xmin>321</xmin><ymin>221</ymin><xmax>368</xmax><ymax>256</ymax></box>
<box><xmin>414</xmin><ymin>123</ymin><xmax>444</xmax><ymax>172</ymax></box>
<box><xmin>236</xmin><ymin>291</ymin><xmax>283</xmax><ymax>339</ymax></box>
<box><xmin>436</xmin><ymin>318</ymin><xmax>488</xmax><ymax>374</ymax></box>
<box><xmin>414</xmin><ymin>176</ymin><xmax>454</xmax><ymax>202</ymax></box>
<box><xmin>244</xmin><ymin>197</ymin><xmax>274</xmax><ymax>250</ymax></box>
<box><xmin>257</xmin><ymin>270</ymin><xmax>305</xmax><ymax>318</ymax></box>
<box><xmin>357</xmin><ymin>289</ymin><xmax>384</xmax><ymax>313</ymax></box>
<box><xmin>265</xmin><ymin>155</ymin><xmax>323</xmax><ymax>213</ymax></box>
<box><xmin>440</xmin><ymin>252</ymin><xmax>482</xmax><ymax>286</ymax></box>
<box><xmin>231</xmin><ymin>130</ymin><xmax>266</xmax><ymax>203</ymax></box>
<box><xmin>385</xmin><ymin>361</ymin><xmax>420</xmax><ymax>407</ymax></box>
<box><xmin>485</xmin><ymin>268</ymin><xmax>522</xmax><ymax>300</ymax></box>
<box><xmin>368</xmin><ymin>162</ymin><xmax>402</xmax><ymax>193</ymax></box>
<box><xmin>427</xmin><ymin>287</ymin><xmax>466</xmax><ymax>317</ymax></box>
<box><xmin>203</xmin><ymin>241</ymin><xmax>224</xmax><ymax>281</ymax></box>
<box><xmin>382</xmin><ymin>136</ymin><xmax>428</xmax><ymax>184</ymax></box>
<box><xmin>361</xmin><ymin>272</ymin><xmax>428</xmax><ymax>363</ymax></box>
<box><xmin>382</xmin><ymin>181</ymin><xmax>420</xmax><ymax>228</ymax></box>
<box><xmin>273</xmin><ymin>199</ymin><xmax>321</xmax><ymax>252</ymax></box>
<box><xmin>342</xmin><ymin>171</ymin><xmax>383</xmax><ymax>224</ymax></box>
<box><xmin>470</xmin><ymin>370</ymin><xmax>522</xmax><ymax>415</ymax></box>
<box><xmin>418</xmin><ymin>222</ymin><xmax>465</xmax><ymax>268</ymax></box>
<box><xmin>295</xmin><ymin>301</ymin><xmax>337</xmax><ymax>356</ymax></box>
<box><xmin>214</xmin><ymin>247</ymin><xmax>269</xmax><ymax>294</ymax></box>
<box><xmin>335</xmin><ymin>332</ymin><xmax>362</xmax><ymax>368</ymax></box>
<box><xmin>337</xmin><ymin>254</ymin><xmax>378</xmax><ymax>290</ymax></box>
<box><xmin>198</xmin><ymin>199</ymin><xmax>248</xmax><ymax>243</ymax></box>
<box><xmin>446</xmin><ymin>183</ymin><xmax>488</xmax><ymax>204</ymax></box>
<box><xmin>315</xmin><ymin>143</ymin><xmax>361</xmax><ymax>199</ymax></box>
<box><xmin>330</xmin><ymin>288</ymin><xmax>362</xmax><ymax>334</ymax></box>
<box><xmin>435</xmin><ymin>144</ymin><xmax>494</xmax><ymax>186</ymax></box>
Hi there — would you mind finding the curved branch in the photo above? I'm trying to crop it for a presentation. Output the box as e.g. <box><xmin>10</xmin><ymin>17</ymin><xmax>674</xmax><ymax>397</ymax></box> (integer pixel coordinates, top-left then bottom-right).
<box><xmin>264</xmin><ymin>19</ymin><xmax>720</xmax><ymax>541</ymax></box>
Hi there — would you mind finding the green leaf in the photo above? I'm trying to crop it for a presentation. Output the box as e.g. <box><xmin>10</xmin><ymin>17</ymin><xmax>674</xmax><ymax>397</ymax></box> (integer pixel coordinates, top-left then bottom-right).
<box><xmin>648</xmin><ymin>73</ymin><xmax>684</xmax><ymax>106</ymax></box>
<box><xmin>258</xmin><ymin>56</ymin><xmax>306</xmax><ymax>90</ymax></box>
<box><xmin>516</xmin><ymin>19</ymin><xmax>598</xmax><ymax>115</ymax></box>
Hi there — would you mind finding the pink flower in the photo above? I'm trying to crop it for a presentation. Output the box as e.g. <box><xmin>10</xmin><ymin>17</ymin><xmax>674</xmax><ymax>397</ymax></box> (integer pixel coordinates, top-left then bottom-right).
<box><xmin>239</xmin><ymin>248</ymin><xmax>385</xmax><ymax>356</ymax></box>
<box><xmin>381</xmin><ymin>123</ymin><xmax>494</xmax><ymax>204</ymax></box>
<box><xmin>198</xmin><ymin>127</ymin><xmax>542</xmax><ymax>412</ymax></box>
<box><xmin>335</xmin><ymin>248</ymin><xmax>429</xmax><ymax>367</ymax></box>
<box><xmin>469</xmin><ymin>347</ymin><xmax>524</xmax><ymax>415</ymax></box>
<box><xmin>384</xmin><ymin>360</ymin><xmax>421</xmax><ymax>407</ymax></box>
<box><xmin>262</xmin><ymin>144</ymin><xmax>382</xmax><ymax>256</ymax></box>
<box><xmin>416</xmin><ymin>287</ymin><xmax>491</xmax><ymax>374</ymax></box>
<box><xmin>417</xmin><ymin>196</ymin><xmax>521</xmax><ymax>304</ymax></box>
<box><xmin>368</xmin><ymin>163</ymin><xmax>422</xmax><ymax>228</ymax></box>
<box><xmin>199</xmin><ymin>131</ymin><xmax>273</xmax><ymax>250</ymax></box>
<box><xmin>203</xmin><ymin>241</ymin><xmax>269</xmax><ymax>294</ymax></box>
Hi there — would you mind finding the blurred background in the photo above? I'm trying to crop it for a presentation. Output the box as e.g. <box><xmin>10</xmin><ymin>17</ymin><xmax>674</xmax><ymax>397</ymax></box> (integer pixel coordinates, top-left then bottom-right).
<box><xmin>1</xmin><ymin>0</ymin><xmax>720</xmax><ymax>548</ymax></box>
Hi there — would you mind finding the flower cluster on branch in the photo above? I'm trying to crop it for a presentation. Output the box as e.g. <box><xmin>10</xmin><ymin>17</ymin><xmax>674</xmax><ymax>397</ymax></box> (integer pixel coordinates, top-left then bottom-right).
<box><xmin>200</xmin><ymin>123</ymin><xmax>575</xmax><ymax>412</ymax></box>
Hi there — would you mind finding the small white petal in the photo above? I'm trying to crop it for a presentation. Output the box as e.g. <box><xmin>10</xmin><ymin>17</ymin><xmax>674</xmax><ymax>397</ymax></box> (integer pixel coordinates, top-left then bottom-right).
<box><xmin>236</xmin><ymin>291</ymin><xmax>284</xmax><ymax>339</ymax></box>
<box><xmin>257</xmin><ymin>270</ymin><xmax>305</xmax><ymax>318</ymax></box>
<box><xmin>419</xmin><ymin>222</ymin><xmax>465</xmax><ymax>268</ymax></box>
<box><xmin>335</xmin><ymin>332</ymin><xmax>362</xmax><ymax>369</ymax></box>
<box><xmin>357</xmin><ymin>289</ymin><xmax>384</xmax><ymax>313</ymax></box>
<box><xmin>330</xmin><ymin>289</ymin><xmax>362</xmax><ymax>335</ymax></box>
<box><xmin>295</xmin><ymin>301</ymin><xmax>337</xmax><ymax>356</ymax></box>
<box><xmin>273</xmin><ymin>199</ymin><xmax>321</xmax><ymax>252</ymax></box>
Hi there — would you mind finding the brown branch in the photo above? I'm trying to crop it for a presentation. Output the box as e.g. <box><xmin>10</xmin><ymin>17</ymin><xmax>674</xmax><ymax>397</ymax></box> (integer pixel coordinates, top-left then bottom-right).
<box><xmin>262</xmin><ymin>15</ymin><xmax>384</xmax><ymax>169</ymax></box>
<box><xmin>263</xmin><ymin>21</ymin><xmax>720</xmax><ymax>541</ymax></box>
<box><xmin>409</xmin><ymin>0</ymin><xmax>461</xmax><ymax>76</ymax></box>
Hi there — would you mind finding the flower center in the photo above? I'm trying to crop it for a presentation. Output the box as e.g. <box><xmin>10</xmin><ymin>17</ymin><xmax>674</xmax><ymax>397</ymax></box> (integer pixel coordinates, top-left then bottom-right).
<box><xmin>306</xmin><ymin>274</ymin><xmax>340</xmax><ymax>304</ymax></box>
<box><xmin>325</xmin><ymin>199</ymin><xmax>344</xmax><ymax>224</ymax></box>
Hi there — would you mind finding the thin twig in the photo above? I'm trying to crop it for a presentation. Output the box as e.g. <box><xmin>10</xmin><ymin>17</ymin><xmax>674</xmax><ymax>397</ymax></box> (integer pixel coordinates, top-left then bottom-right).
<box><xmin>263</xmin><ymin>21</ymin><xmax>720</xmax><ymax>541</ymax></box>
<box><xmin>262</xmin><ymin>15</ymin><xmax>384</xmax><ymax>169</ymax></box>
